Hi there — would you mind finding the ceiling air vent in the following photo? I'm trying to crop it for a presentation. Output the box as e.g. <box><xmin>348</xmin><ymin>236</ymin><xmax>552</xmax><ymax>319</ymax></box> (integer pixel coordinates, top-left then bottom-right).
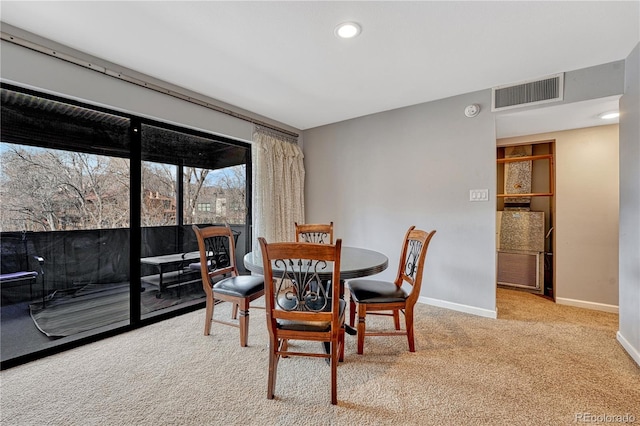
<box><xmin>492</xmin><ymin>73</ymin><xmax>564</xmax><ymax>112</ymax></box>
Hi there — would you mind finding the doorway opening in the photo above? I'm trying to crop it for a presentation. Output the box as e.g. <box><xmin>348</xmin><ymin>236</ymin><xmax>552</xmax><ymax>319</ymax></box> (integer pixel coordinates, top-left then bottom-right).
<box><xmin>496</xmin><ymin>141</ymin><xmax>555</xmax><ymax>299</ymax></box>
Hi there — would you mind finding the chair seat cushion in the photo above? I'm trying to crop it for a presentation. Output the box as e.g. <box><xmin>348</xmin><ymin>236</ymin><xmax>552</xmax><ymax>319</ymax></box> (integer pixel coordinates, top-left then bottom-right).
<box><xmin>348</xmin><ymin>279</ymin><xmax>408</xmax><ymax>304</ymax></box>
<box><xmin>213</xmin><ymin>275</ymin><xmax>264</xmax><ymax>297</ymax></box>
<box><xmin>277</xmin><ymin>299</ymin><xmax>346</xmax><ymax>332</ymax></box>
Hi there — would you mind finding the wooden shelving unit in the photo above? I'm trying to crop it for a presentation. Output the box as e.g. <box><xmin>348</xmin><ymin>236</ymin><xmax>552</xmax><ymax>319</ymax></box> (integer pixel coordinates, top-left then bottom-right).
<box><xmin>496</xmin><ymin>154</ymin><xmax>554</xmax><ymax>198</ymax></box>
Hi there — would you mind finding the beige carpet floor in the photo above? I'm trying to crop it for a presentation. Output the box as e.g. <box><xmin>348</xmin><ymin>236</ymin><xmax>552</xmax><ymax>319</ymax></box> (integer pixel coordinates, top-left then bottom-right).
<box><xmin>1</xmin><ymin>288</ymin><xmax>638</xmax><ymax>425</ymax></box>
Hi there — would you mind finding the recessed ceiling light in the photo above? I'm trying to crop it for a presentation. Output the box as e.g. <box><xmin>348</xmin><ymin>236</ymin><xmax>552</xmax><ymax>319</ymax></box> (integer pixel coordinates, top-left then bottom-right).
<box><xmin>599</xmin><ymin>111</ymin><xmax>620</xmax><ymax>120</ymax></box>
<box><xmin>335</xmin><ymin>22</ymin><xmax>361</xmax><ymax>39</ymax></box>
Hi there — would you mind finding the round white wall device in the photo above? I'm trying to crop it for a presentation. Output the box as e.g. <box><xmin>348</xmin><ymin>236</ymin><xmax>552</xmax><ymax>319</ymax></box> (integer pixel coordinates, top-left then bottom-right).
<box><xmin>464</xmin><ymin>104</ymin><xmax>480</xmax><ymax>117</ymax></box>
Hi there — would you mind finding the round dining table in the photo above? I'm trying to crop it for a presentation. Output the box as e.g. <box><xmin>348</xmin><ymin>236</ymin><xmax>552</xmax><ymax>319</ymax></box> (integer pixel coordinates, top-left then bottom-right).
<box><xmin>243</xmin><ymin>246</ymin><xmax>389</xmax><ymax>281</ymax></box>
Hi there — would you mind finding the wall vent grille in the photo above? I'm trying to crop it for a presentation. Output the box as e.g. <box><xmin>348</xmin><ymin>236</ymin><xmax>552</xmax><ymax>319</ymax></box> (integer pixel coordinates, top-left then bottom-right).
<box><xmin>497</xmin><ymin>251</ymin><xmax>543</xmax><ymax>293</ymax></box>
<box><xmin>492</xmin><ymin>73</ymin><xmax>564</xmax><ymax>111</ymax></box>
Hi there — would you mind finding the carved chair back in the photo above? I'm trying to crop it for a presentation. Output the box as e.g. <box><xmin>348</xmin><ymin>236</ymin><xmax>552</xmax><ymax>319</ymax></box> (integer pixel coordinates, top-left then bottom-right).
<box><xmin>294</xmin><ymin>222</ymin><xmax>334</xmax><ymax>244</ymax></box>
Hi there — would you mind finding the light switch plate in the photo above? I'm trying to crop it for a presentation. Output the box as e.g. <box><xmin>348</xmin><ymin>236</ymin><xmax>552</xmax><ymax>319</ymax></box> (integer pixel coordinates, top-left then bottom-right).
<box><xmin>469</xmin><ymin>189</ymin><xmax>489</xmax><ymax>201</ymax></box>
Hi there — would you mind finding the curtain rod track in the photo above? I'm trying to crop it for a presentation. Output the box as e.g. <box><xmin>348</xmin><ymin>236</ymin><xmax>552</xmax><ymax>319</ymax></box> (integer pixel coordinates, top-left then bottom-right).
<box><xmin>1</xmin><ymin>32</ymin><xmax>300</xmax><ymax>139</ymax></box>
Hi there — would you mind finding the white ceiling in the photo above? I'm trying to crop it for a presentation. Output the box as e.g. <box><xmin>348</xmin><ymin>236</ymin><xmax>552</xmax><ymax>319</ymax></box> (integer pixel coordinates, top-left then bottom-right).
<box><xmin>1</xmin><ymin>1</ymin><xmax>638</xmax><ymax>137</ymax></box>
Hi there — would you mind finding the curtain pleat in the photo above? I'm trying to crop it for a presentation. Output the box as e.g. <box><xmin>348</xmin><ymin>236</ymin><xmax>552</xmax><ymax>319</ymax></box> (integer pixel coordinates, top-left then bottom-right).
<box><xmin>252</xmin><ymin>128</ymin><xmax>305</xmax><ymax>252</ymax></box>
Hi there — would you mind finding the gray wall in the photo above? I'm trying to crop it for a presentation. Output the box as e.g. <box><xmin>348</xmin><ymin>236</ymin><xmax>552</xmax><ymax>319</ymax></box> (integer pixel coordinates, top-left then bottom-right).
<box><xmin>618</xmin><ymin>43</ymin><xmax>640</xmax><ymax>366</ymax></box>
<box><xmin>303</xmin><ymin>90</ymin><xmax>499</xmax><ymax>317</ymax></box>
<box><xmin>302</xmin><ymin>57</ymin><xmax>636</xmax><ymax>326</ymax></box>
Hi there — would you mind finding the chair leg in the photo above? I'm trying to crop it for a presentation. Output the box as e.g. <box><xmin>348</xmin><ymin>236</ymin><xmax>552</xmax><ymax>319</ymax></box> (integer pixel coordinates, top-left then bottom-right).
<box><xmin>267</xmin><ymin>338</ymin><xmax>279</xmax><ymax>400</ymax></box>
<box><xmin>331</xmin><ymin>336</ymin><xmax>339</xmax><ymax>405</ymax></box>
<box><xmin>40</xmin><ymin>276</ymin><xmax>46</xmax><ymax>309</ymax></box>
<box><xmin>357</xmin><ymin>304</ymin><xmax>366</xmax><ymax>355</ymax></box>
<box><xmin>232</xmin><ymin>302</ymin><xmax>239</xmax><ymax>320</ymax></box>
<box><xmin>339</xmin><ymin>328</ymin><xmax>345</xmax><ymax>362</ymax></box>
<box><xmin>349</xmin><ymin>298</ymin><xmax>356</xmax><ymax>327</ymax></box>
<box><xmin>405</xmin><ymin>307</ymin><xmax>415</xmax><ymax>352</ymax></box>
<box><xmin>204</xmin><ymin>295</ymin><xmax>214</xmax><ymax>335</ymax></box>
<box><xmin>238</xmin><ymin>300</ymin><xmax>250</xmax><ymax>347</ymax></box>
<box><xmin>393</xmin><ymin>309</ymin><xmax>401</xmax><ymax>330</ymax></box>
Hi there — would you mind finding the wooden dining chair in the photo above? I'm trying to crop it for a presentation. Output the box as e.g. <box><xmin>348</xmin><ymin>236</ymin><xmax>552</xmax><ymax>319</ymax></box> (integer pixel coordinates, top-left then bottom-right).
<box><xmin>348</xmin><ymin>226</ymin><xmax>436</xmax><ymax>354</ymax></box>
<box><xmin>192</xmin><ymin>224</ymin><xmax>265</xmax><ymax>347</ymax></box>
<box><xmin>294</xmin><ymin>222</ymin><xmax>334</xmax><ymax>244</ymax></box>
<box><xmin>294</xmin><ymin>221</ymin><xmax>344</xmax><ymax>326</ymax></box>
<box><xmin>258</xmin><ymin>237</ymin><xmax>345</xmax><ymax>405</ymax></box>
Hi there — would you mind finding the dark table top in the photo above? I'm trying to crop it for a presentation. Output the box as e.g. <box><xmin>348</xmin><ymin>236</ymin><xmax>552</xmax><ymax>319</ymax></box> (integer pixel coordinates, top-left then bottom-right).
<box><xmin>243</xmin><ymin>246</ymin><xmax>388</xmax><ymax>280</ymax></box>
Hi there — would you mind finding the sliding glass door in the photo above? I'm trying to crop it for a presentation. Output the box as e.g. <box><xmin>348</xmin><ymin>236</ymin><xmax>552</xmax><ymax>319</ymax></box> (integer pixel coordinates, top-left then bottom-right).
<box><xmin>0</xmin><ymin>84</ymin><xmax>251</xmax><ymax>368</ymax></box>
<box><xmin>138</xmin><ymin>123</ymin><xmax>250</xmax><ymax>319</ymax></box>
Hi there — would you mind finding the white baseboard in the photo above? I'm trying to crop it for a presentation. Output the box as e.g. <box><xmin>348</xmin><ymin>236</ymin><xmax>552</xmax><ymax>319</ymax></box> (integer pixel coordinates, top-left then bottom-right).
<box><xmin>617</xmin><ymin>331</ymin><xmax>640</xmax><ymax>367</ymax></box>
<box><xmin>555</xmin><ymin>297</ymin><xmax>619</xmax><ymax>314</ymax></box>
<box><xmin>419</xmin><ymin>296</ymin><xmax>497</xmax><ymax>319</ymax></box>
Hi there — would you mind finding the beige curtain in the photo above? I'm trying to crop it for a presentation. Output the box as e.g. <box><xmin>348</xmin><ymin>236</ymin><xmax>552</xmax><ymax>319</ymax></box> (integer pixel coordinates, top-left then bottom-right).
<box><xmin>252</xmin><ymin>127</ymin><xmax>305</xmax><ymax>251</ymax></box>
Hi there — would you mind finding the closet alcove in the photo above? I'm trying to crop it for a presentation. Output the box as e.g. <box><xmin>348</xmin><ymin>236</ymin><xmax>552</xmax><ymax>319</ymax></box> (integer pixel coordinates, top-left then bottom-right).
<box><xmin>496</xmin><ymin>141</ymin><xmax>555</xmax><ymax>298</ymax></box>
